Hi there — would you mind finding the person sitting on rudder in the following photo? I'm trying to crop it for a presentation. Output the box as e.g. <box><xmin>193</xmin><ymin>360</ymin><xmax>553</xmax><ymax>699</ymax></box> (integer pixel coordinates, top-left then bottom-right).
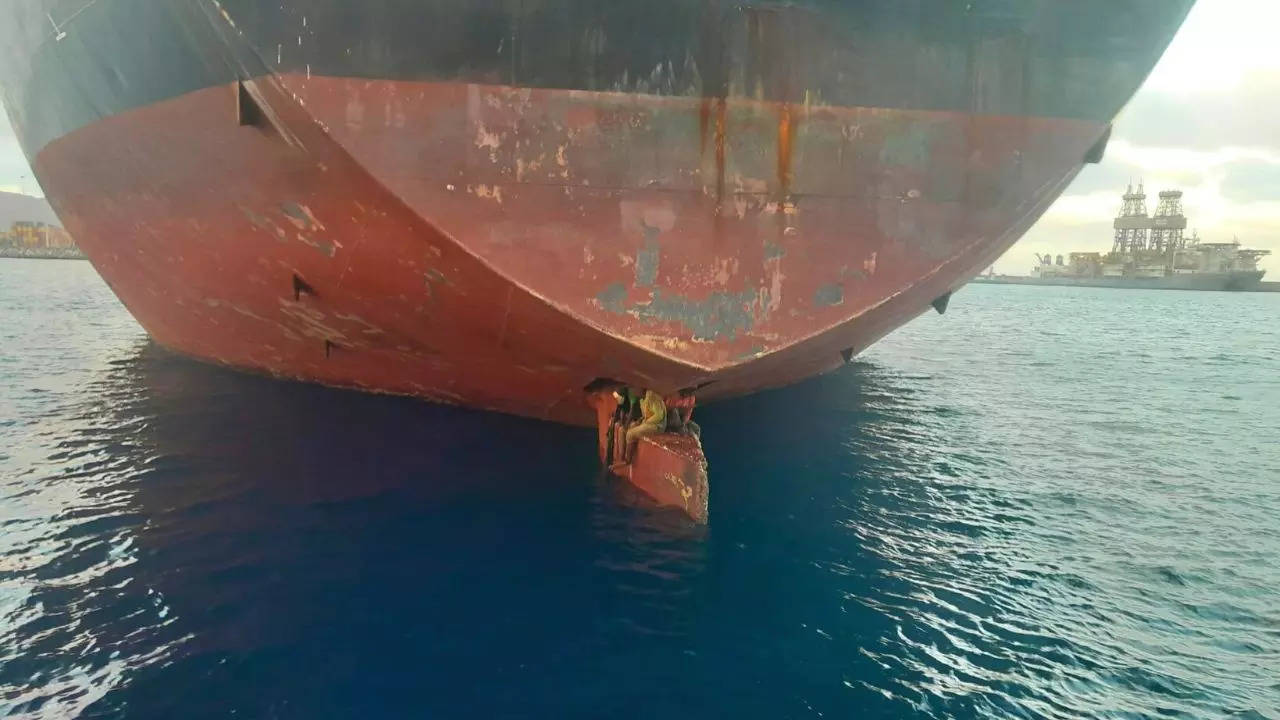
<box><xmin>664</xmin><ymin>388</ymin><xmax>699</xmax><ymax>439</ymax></box>
<box><xmin>608</xmin><ymin>386</ymin><xmax>641</xmax><ymax>464</ymax></box>
<box><xmin>623</xmin><ymin>389</ymin><xmax>666</xmax><ymax>462</ymax></box>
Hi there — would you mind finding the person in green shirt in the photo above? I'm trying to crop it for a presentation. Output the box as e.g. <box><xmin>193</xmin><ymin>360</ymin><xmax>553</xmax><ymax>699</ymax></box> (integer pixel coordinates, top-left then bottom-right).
<box><xmin>615</xmin><ymin>386</ymin><xmax>641</xmax><ymax>423</ymax></box>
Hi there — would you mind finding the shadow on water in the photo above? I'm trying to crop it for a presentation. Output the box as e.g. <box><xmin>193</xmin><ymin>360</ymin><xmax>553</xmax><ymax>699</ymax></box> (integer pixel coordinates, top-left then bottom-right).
<box><xmin>8</xmin><ymin>272</ymin><xmax>1279</xmax><ymax>718</ymax></box>
<box><xmin>7</xmin><ymin>340</ymin><xmax>1177</xmax><ymax>719</ymax></box>
<box><xmin>85</xmin><ymin>346</ymin><xmax>712</xmax><ymax>715</ymax></box>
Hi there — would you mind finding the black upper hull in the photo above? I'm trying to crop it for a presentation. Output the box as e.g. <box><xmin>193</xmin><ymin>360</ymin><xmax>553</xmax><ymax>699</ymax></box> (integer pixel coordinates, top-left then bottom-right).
<box><xmin>3</xmin><ymin>0</ymin><xmax>1194</xmax><ymax>158</ymax></box>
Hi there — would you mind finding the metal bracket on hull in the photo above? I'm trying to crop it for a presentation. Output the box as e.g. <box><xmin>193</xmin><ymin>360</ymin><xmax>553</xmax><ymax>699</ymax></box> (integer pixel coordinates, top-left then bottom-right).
<box><xmin>1085</xmin><ymin>125</ymin><xmax>1112</xmax><ymax>164</ymax></box>
<box><xmin>234</xmin><ymin>78</ymin><xmax>303</xmax><ymax>149</ymax></box>
<box><xmin>236</xmin><ymin>80</ymin><xmax>264</xmax><ymax>127</ymax></box>
<box><xmin>292</xmin><ymin>273</ymin><xmax>315</xmax><ymax>301</ymax></box>
<box><xmin>931</xmin><ymin>292</ymin><xmax>952</xmax><ymax>315</ymax></box>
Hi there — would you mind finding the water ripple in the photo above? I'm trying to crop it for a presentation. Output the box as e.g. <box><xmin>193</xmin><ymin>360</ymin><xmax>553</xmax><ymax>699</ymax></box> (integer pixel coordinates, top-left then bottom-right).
<box><xmin>2</xmin><ymin>263</ymin><xmax>1279</xmax><ymax>718</ymax></box>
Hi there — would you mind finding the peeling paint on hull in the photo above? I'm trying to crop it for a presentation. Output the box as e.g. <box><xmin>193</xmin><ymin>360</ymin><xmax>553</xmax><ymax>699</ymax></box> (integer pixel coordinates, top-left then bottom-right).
<box><xmin>32</xmin><ymin>78</ymin><xmax>1089</xmax><ymax>425</ymax></box>
<box><xmin>623</xmin><ymin>436</ymin><xmax>711</xmax><ymax>524</ymax></box>
<box><xmin>1</xmin><ymin>0</ymin><xmax>1193</xmax><ymax>426</ymax></box>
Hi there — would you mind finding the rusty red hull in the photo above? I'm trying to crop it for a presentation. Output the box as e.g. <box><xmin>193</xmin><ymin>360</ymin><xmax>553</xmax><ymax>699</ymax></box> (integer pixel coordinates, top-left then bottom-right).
<box><xmin>35</xmin><ymin>77</ymin><xmax>1085</xmax><ymax>420</ymax></box>
<box><xmin>620</xmin><ymin>436</ymin><xmax>711</xmax><ymax>524</ymax></box>
<box><xmin>2</xmin><ymin>1</ymin><xmax>1194</xmax><ymax>426</ymax></box>
<box><xmin>36</xmin><ymin>78</ymin><xmax>1096</xmax><ymax>424</ymax></box>
<box><xmin>33</xmin><ymin>78</ymin><xmax>1092</xmax><ymax>424</ymax></box>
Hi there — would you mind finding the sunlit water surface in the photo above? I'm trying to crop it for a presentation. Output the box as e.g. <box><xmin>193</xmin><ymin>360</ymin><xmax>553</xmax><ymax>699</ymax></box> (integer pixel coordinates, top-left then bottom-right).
<box><xmin>2</xmin><ymin>258</ymin><xmax>1278</xmax><ymax>718</ymax></box>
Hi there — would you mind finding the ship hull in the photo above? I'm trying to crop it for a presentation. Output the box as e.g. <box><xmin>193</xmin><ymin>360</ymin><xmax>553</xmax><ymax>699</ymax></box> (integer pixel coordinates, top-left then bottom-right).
<box><xmin>1</xmin><ymin>0</ymin><xmax>1194</xmax><ymax>425</ymax></box>
<box><xmin>972</xmin><ymin>272</ymin><xmax>1266</xmax><ymax>291</ymax></box>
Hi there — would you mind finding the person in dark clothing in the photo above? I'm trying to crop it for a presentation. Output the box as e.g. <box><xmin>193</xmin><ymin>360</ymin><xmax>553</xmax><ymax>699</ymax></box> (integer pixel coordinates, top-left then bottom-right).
<box><xmin>664</xmin><ymin>388</ymin><xmax>699</xmax><ymax>439</ymax></box>
<box><xmin>613</xmin><ymin>386</ymin><xmax>641</xmax><ymax>423</ymax></box>
<box><xmin>608</xmin><ymin>386</ymin><xmax>648</xmax><ymax>465</ymax></box>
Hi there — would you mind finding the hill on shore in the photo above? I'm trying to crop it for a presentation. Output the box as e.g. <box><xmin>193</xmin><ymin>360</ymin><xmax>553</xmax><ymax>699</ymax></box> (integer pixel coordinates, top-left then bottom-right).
<box><xmin>0</xmin><ymin>191</ymin><xmax>60</xmax><ymax>228</ymax></box>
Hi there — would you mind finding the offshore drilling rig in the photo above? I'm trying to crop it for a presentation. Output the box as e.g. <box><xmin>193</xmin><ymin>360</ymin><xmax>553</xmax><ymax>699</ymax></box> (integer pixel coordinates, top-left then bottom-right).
<box><xmin>982</xmin><ymin>184</ymin><xmax>1270</xmax><ymax>291</ymax></box>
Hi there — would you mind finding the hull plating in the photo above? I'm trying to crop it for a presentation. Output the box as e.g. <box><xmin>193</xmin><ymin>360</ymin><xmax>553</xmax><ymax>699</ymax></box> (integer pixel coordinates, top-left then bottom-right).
<box><xmin>1</xmin><ymin>0</ymin><xmax>1195</xmax><ymax>423</ymax></box>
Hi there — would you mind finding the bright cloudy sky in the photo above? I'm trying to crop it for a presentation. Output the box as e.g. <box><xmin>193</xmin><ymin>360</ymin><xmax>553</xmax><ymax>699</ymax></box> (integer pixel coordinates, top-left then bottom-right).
<box><xmin>0</xmin><ymin>113</ymin><xmax>35</xmax><ymax>197</ymax></box>
<box><xmin>1010</xmin><ymin>0</ymin><xmax>1280</xmax><ymax>275</ymax></box>
<box><xmin>2</xmin><ymin>1</ymin><xmax>1278</xmax><ymax>273</ymax></box>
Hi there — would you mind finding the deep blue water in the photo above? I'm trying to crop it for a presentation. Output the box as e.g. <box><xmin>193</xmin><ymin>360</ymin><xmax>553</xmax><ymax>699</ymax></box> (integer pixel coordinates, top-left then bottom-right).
<box><xmin>2</xmin><ymin>257</ymin><xmax>1278</xmax><ymax>719</ymax></box>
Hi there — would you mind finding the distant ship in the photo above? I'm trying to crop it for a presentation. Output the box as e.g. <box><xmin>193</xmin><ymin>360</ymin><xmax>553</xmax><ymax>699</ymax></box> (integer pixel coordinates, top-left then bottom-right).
<box><xmin>0</xmin><ymin>1</ymin><xmax>1193</xmax><ymax>424</ymax></box>
<box><xmin>975</xmin><ymin>185</ymin><xmax>1269</xmax><ymax>292</ymax></box>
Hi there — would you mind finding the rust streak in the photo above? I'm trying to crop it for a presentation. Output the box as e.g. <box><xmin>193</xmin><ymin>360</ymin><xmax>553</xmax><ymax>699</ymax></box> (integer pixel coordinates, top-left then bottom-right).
<box><xmin>776</xmin><ymin>103</ymin><xmax>795</xmax><ymax>201</ymax></box>
<box><xmin>713</xmin><ymin>97</ymin><xmax>727</xmax><ymax>208</ymax></box>
<box><xmin>698</xmin><ymin>97</ymin><xmax>711</xmax><ymax>157</ymax></box>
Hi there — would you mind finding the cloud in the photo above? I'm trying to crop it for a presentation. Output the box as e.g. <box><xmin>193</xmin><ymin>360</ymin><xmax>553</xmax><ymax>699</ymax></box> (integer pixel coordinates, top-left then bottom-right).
<box><xmin>1142</xmin><ymin>0</ymin><xmax>1280</xmax><ymax>94</ymax></box>
<box><xmin>0</xmin><ymin>112</ymin><xmax>40</xmax><ymax>197</ymax></box>
<box><xmin>1220</xmin><ymin>159</ymin><xmax>1280</xmax><ymax>203</ymax></box>
<box><xmin>1114</xmin><ymin>71</ymin><xmax>1280</xmax><ymax>152</ymax></box>
<box><xmin>1065</xmin><ymin>150</ymin><xmax>1211</xmax><ymax>197</ymax></box>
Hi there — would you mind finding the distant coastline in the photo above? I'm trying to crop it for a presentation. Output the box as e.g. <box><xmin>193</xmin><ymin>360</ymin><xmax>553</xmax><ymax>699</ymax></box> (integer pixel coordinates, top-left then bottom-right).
<box><xmin>1</xmin><ymin>192</ymin><xmax>81</xmax><ymax>260</ymax></box>
<box><xmin>972</xmin><ymin>274</ymin><xmax>1280</xmax><ymax>293</ymax></box>
<box><xmin>0</xmin><ymin>247</ymin><xmax>86</xmax><ymax>261</ymax></box>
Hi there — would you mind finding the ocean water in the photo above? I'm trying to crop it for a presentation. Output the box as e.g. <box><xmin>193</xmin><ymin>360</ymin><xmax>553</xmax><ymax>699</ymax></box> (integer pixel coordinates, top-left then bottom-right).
<box><xmin>1</xmin><ymin>257</ymin><xmax>1278</xmax><ymax>719</ymax></box>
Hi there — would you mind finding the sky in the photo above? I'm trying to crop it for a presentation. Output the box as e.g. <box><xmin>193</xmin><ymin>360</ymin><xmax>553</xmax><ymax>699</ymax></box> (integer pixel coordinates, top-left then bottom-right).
<box><xmin>1005</xmin><ymin>0</ymin><xmax>1280</xmax><ymax>274</ymax></box>
<box><xmin>2</xmin><ymin>1</ymin><xmax>1278</xmax><ymax>273</ymax></box>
